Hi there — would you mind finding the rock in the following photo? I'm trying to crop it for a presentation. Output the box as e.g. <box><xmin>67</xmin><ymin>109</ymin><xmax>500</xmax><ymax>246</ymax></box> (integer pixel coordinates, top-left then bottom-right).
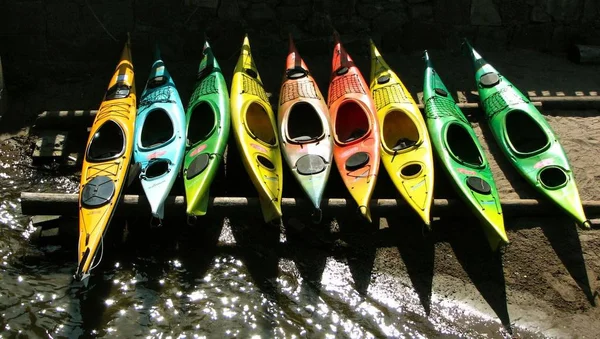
<box><xmin>546</xmin><ymin>0</ymin><xmax>583</xmax><ymax>23</ymax></box>
<box><xmin>277</xmin><ymin>5</ymin><xmax>310</xmax><ymax>22</ymax></box>
<box><xmin>282</xmin><ymin>0</ymin><xmax>311</xmax><ymax>5</ymax></box>
<box><xmin>306</xmin><ymin>12</ymin><xmax>333</xmax><ymax>36</ymax></box>
<box><xmin>324</xmin><ymin>0</ymin><xmax>354</xmax><ymax>16</ymax></box>
<box><xmin>497</xmin><ymin>0</ymin><xmax>530</xmax><ymax>24</ymax></box>
<box><xmin>471</xmin><ymin>0</ymin><xmax>502</xmax><ymax>26</ymax></box>
<box><xmin>335</xmin><ymin>15</ymin><xmax>370</xmax><ymax>34</ymax></box>
<box><xmin>218</xmin><ymin>0</ymin><xmax>242</xmax><ymax>21</ymax></box>
<box><xmin>398</xmin><ymin>23</ymin><xmax>445</xmax><ymax>51</ymax></box>
<box><xmin>433</xmin><ymin>0</ymin><xmax>471</xmax><ymax>25</ymax></box>
<box><xmin>512</xmin><ymin>23</ymin><xmax>553</xmax><ymax>51</ymax></box>
<box><xmin>371</xmin><ymin>9</ymin><xmax>408</xmax><ymax>33</ymax></box>
<box><xmin>45</xmin><ymin>2</ymin><xmax>82</xmax><ymax>39</ymax></box>
<box><xmin>184</xmin><ymin>0</ymin><xmax>219</xmax><ymax>9</ymax></box>
<box><xmin>2</xmin><ymin>1</ymin><xmax>46</xmax><ymax>35</ymax></box>
<box><xmin>582</xmin><ymin>0</ymin><xmax>599</xmax><ymax>23</ymax></box>
<box><xmin>475</xmin><ymin>26</ymin><xmax>509</xmax><ymax>50</ymax></box>
<box><xmin>246</xmin><ymin>2</ymin><xmax>276</xmax><ymax>21</ymax></box>
<box><xmin>356</xmin><ymin>3</ymin><xmax>384</xmax><ymax>20</ymax></box>
<box><xmin>531</xmin><ymin>5</ymin><xmax>551</xmax><ymax>22</ymax></box>
<box><xmin>406</xmin><ymin>0</ymin><xmax>428</xmax><ymax>3</ymax></box>
<box><xmin>410</xmin><ymin>3</ymin><xmax>434</xmax><ymax>21</ymax></box>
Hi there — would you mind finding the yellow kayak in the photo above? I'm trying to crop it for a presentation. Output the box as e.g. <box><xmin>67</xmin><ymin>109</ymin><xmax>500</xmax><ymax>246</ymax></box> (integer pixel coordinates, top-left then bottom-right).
<box><xmin>369</xmin><ymin>41</ymin><xmax>435</xmax><ymax>226</ymax></box>
<box><xmin>75</xmin><ymin>37</ymin><xmax>136</xmax><ymax>282</ymax></box>
<box><xmin>230</xmin><ymin>35</ymin><xmax>283</xmax><ymax>222</ymax></box>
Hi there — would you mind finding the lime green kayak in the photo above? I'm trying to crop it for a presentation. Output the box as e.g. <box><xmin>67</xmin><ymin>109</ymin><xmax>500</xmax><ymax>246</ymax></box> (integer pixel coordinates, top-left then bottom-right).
<box><xmin>183</xmin><ymin>41</ymin><xmax>231</xmax><ymax>217</ymax></box>
<box><xmin>423</xmin><ymin>51</ymin><xmax>507</xmax><ymax>250</ymax></box>
<box><xmin>464</xmin><ymin>40</ymin><xmax>590</xmax><ymax>228</ymax></box>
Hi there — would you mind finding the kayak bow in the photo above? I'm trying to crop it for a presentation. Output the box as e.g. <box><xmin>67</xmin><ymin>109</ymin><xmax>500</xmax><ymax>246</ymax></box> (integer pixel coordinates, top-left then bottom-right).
<box><xmin>134</xmin><ymin>44</ymin><xmax>186</xmax><ymax>221</ymax></box>
<box><xmin>424</xmin><ymin>50</ymin><xmax>508</xmax><ymax>250</ymax></box>
<box><xmin>183</xmin><ymin>40</ymin><xmax>231</xmax><ymax>218</ymax></box>
<box><xmin>328</xmin><ymin>32</ymin><xmax>380</xmax><ymax>222</ymax></box>
<box><xmin>369</xmin><ymin>40</ymin><xmax>434</xmax><ymax>227</ymax></box>
<box><xmin>278</xmin><ymin>35</ymin><xmax>333</xmax><ymax>221</ymax></box>
<box><xmin>230</xmin><ymin>35</ymin><xmax>283</xmax><ymax>223</ymax></box>
<box><xmin>76</xmin><ymin>36</ymin><xmax>136</xmax><ymax>282</ymax></box>
<box><xmin>464</xmin><ymin>40</ymin><xmax>590</xmax><ymax>229</ymax></box>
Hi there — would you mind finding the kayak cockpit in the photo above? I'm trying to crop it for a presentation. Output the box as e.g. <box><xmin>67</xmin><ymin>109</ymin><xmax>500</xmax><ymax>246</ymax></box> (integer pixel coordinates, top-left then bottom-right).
<box><xmin>187</xmin><ymin>101</ymin><xmax>217</xmax><ymax>146</ymax></box>
<box><xmin>246</xmin><ymin>102</ymin><xmax>276</xmax><ymax>146</ymax></box>
<box><xmin>382</xmin><ymin>109</ymin><xmax>419</xmax><ymax>153</ymax></box>
<box><xmin>538</xmin><ymin>166</ymin><xmax>569</xmax><ymax>189</ymax></box>
<box><xmin>86</xmin><ymin>120</ymin><xmax>125</xmax><ymax>162</ymax></box>
<box><xmin>335</xmin><ymin>101</ymin><xmax>370</xmax><ymax>144</ymax></box>
<box><xmin>140</xmin><ymin>108</ymin><xmax>175</xmax><ymax>149</ymax></box>
<box><xmin>504</xmin><ymin>109</ymin><xmax>550</xmax><ymax>156</ymax></box>
<box><xmin>143</xmin><ymin>159</ymin><xmax>171</xmax><ymax>180</ymax></box>
<box><xmin>445</xmin><ymin>123</ymin><xmax>484</xmax><ymax>168</ymax></box>
<box><xmin>285</xmin><ymin>102</ymin><xmax>325</xmax><ymax>144</ymax></box>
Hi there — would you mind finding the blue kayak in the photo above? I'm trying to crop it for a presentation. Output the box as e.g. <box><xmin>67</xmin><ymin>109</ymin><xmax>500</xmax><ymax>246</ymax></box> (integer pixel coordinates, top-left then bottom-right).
<box><xmin>133</xmin><ymin>45</ymin><xmax>186</xmax><ymax>220</ymax></box>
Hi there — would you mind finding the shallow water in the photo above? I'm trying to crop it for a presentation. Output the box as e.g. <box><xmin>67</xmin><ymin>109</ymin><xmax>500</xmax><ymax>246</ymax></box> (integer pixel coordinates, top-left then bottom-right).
<box><xmin>0</xmin><ymin>139</ymin><xmax>540</xmax><ymax>339</ymax></box>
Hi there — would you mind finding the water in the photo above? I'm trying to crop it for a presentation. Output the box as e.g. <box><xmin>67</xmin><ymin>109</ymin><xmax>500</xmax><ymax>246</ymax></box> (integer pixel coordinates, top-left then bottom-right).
<box><xmin>0</xmin><ymin>138</ymin><xmax>535</xmax><ymax>338</ymax></box>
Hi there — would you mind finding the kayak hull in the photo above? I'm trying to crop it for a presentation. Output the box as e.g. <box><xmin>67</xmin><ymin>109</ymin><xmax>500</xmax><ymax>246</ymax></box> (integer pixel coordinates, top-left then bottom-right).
<box><xmin>328</xmin><ymin>34</ymin><xmax>380</xmax><ymax>222</ymax></box>
<box><xmin>230</xmin><ymin>35</ymin><xmax>283</xmax><ymax>223</ymax></box>
<box><xmin>369</xmin><ymin>41</ymin><xmax>434</xmax><ymax>226</ymax></box>
<box><xmin>76</xmin><ymin>38</ymin><xmax>136</xmax><ymax>281</ymax></box>
<box><xmin>133</xmin><ymin>48</ymin><xmax>186</xmax><ymax>220</ymax></box>
<box><xmin>465</xmin><ymin>41</ymin><xmax>589</xmax><ymax>228</ymax></box>
<box><xmin>423</xmin><ymin>51</ymin><xmax>507</xmax><ymax>250</ymax></box>
<box><xmin>183</xmin><ymin>41</ymin><xmax>231</xmax><ymax>217</ymax></box>
<box><xmin>278</xmin><ymin>36</ymin><xmax>333</xmax><ymax>213</ymax></box>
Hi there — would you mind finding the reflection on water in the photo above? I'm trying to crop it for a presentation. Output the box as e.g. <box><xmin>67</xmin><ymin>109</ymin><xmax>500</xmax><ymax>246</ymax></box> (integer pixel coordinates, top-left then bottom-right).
<box><xmin>0</xmin><ymin>140</ymin><xmax>540</xmax><ymax>338</ymax></box>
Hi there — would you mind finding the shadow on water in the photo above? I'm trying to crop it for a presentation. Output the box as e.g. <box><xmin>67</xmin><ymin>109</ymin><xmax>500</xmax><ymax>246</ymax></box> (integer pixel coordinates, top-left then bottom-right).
<box><xmin>335</xmin><ymin>214</ymin><xmax>377</xmax><ymax>295</ymax></box>
<box><xmin>387</xmin><ymin>213</ymin><xmax>435</xmax><ymax>315</ymax></box>
<box><xmin>441</xmin><ymin>217</ymin><xmax>512</xmax><ymax>332</ymax></box>
<box><xmin>229</xmin><ymin>215</ymin><xmax>280</xmax><ymax>299</ymax></box>
<box><xmin>538</xmin><ymin>217</ymin><xmax>597</xmax><ymax>305</ymax></box>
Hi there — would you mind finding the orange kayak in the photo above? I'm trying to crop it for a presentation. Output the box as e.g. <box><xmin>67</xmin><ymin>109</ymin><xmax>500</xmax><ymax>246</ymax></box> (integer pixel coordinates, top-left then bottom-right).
<box><xmin>327</xmin><ymin>33</ymin><xmax>380</xmax><ymax>222</ymax></box>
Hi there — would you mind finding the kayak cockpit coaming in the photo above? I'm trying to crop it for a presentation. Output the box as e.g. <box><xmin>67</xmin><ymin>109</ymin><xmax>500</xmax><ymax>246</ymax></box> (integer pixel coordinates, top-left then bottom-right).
<box><xmin>333</xmin><ymin>99</ymin><xmax>372</xmax><ymax>145</ymax></box>
<box><xmin>138</xmin><ymin>107</ymin><xmax>176</xmax><ymax>150</ymax></box>
<box><xmin>86</xmin><ymin>120</ymin><xmax>127</xmax><ymax>163</ymax></box>
<box><xmin>444</xmin><ymin>122</ymin><xmax>486</xmax><ymax>169</ymax></box>
<box><xmin>284</xmin><ymin>101</ymin><xmax>326</xmax><ymax>144</ymax></box>
<box><xmin>141</xmin><ymin>158</ymin><xmax>172</xmax><ymax>180</ymax></box>
<box><xmin>244</xmin><ymin>101</ymin><xmax>278</xmax><ymax>147</ymax></box>
<box><xmin>381</xmin><ymin>108</ymin><xmax>421</xmax><ymax>155</ymax></box>
<box><xmin>187</xmin><ymin>100</ymin><xmax>218</xmax><ymax>147</ymax></box>
<box><xmin>502</xmin><ymin>109</ymin><xmax>551</xmax><ymax>157</ymax></box>
<box><xmin>538</xmin><ymin>165</ymin><xmax>570</xmax><ymax>190</ymax></box>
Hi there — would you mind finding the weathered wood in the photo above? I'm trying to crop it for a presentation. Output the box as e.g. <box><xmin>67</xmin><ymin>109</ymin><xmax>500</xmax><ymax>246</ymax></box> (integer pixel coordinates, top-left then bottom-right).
<box><xmin>33</xmin><ymin>110</ymin><xmax>98</xmax><ymax>129</ymax></box>
<box><xmin>19</xmin><ymin>192</ymin><xmax>600</xmax><ymax>219</ymax></box>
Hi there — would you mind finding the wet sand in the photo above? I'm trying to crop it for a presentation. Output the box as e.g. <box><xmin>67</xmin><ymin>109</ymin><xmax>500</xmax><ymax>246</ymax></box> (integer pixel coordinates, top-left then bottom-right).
<box><xmin>1</xmin><ymin>45</ymin><xmax>600</xmax><ymax>337</ymax></box>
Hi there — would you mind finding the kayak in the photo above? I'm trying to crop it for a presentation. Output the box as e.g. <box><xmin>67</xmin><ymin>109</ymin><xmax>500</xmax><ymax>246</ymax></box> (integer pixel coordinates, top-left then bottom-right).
<box><xmin>75</xmin><ymin>37</ymin><xmax>136</xmax><ymax>282</ymax></box>
<box><xmin>277</xmin><ymin>35</ymin><xmax>333</xmax><ymax>221</ymax></box>
<box><xmin>230</xmin><ymin>35</ymin><xmax>283</xmax><ymax>223</ymax></box>
<box><xmin>369</xmin><ymin>41</ymin><xmax>434</xmax><ymax>226</ymax></box>
<box><xmin>327</xmin><ymin>33</ymin><xmax>380</xmax><ymax>222</ymax></box>
<box><xmin>183</xmin><ymin>40</ymin><xmax>230</xmax><ymax>218</ymax></box>
<box><xmin>464</xmin><ymin>40</ymin><xmax>590</xmax><ymax>228</ymax></box>
<box><xmin>423</xmin><ymin>50</ymin><xmax>508</xmax><ymax>250</ymax></box>
<box><xmin>133</xmin><ymin>45</ymin><xmax>186</xmax><ymax>221</ymax></box>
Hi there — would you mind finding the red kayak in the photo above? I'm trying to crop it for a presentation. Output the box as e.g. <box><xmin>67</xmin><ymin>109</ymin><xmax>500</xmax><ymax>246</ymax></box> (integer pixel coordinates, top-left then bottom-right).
<box><xmin>327</xmin><ymin>33</ymin><xmax>381</xmax><ymax>222</ymax></box>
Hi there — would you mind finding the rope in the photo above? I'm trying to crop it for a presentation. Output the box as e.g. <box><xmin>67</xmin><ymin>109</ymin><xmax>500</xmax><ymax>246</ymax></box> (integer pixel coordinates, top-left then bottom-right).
<box><xmin>84</xmin><ymin>0</ymin><xmax>118</xmax><ymax>42</ymax></box>
<box><xmin>90</xmin><ymin>233</ymin><xmax>104</xmax><ymax>270</ymax></box>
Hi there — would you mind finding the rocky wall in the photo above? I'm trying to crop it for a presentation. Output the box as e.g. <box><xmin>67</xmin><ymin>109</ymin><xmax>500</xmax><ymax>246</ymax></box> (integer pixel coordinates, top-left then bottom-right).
<box><xmin>1</xmin><ymin>0</ymin><xmax>600</xmax><ymax>83</ymax></box>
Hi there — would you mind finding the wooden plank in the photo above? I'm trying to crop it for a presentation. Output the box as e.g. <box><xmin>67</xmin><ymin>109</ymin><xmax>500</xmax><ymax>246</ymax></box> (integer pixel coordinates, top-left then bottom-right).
<box><xmin>19</xmin><ymin>192</ymin><xmax>600</xmax><ymax>219</ymax></box>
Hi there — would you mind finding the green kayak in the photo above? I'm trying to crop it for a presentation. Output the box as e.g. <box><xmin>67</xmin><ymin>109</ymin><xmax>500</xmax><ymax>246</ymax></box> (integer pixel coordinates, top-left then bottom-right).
<box><xmin>423</xmin><ymin>51</ymin><xmax>508</xmax><ymax>251</ymax></box>
<box><xmin>183</xmin><ymin>40</ymin><xmax>231</xmax><ymax>218</ymax></box>
<box><xmin>464</xmin><ymin>40</ymin><xmax>590</xmax><ymax>228</ymax></box>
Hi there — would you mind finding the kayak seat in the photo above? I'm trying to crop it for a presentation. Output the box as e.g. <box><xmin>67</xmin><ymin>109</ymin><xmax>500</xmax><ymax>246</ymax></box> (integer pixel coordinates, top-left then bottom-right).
<box><xmin>392</xmin><ymin>138</ymin><xmax>417</xmax><ymax>151</ymax></box>
<box><xmin>291</xmin><ymin>135</ymin><xmax>315</xmax><ymax>143</ymax></box>
<box><xmin>466</xmin><ymin>176</ymin><xmax>492</xmax><ymax>195</ymax></box>
<box><xmin>287</xmin><ymin>102</ymin><xmax>324</xmax><ymax>144</ymax></box>
<box><xmin>81</xmin><ymin>176</ymin><xmax>115</xmax><ymax>208</ymax></box>
<box><xmin>186</xmin><ymin>153</ymin><xmax>210</xmax><ymax>180</ymax></box>
<box><xmin>346</xmin><ymin>152</ymin><xmax>370</xmax><ymax>171</ymax></box>
<box><xmin>344</xmin><ymin>128</ymin><xmax>367</xmax><ymax>143</ymax></box>
<box><xmin>479</xmin><ymin>72</ymin><xmax>500</xmax><ymax>88</ymax></box>
<box><xmin>296</xmin><ymin>154</ymin><xmax>326</xmax><ymax>175</ymax></box>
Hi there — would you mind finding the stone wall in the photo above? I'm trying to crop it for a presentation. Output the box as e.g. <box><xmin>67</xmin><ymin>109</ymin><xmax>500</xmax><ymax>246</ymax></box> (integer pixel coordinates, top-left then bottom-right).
<box><xmin>1</xmin><ymin>0</ymin><xmax>600</xmax><ymax>82</ymax></box>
